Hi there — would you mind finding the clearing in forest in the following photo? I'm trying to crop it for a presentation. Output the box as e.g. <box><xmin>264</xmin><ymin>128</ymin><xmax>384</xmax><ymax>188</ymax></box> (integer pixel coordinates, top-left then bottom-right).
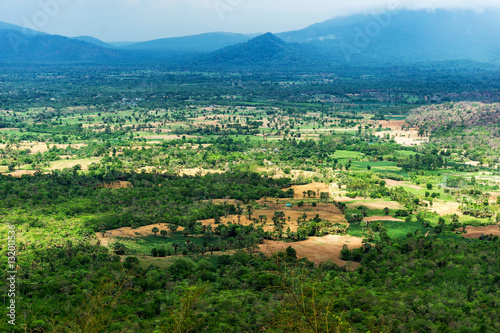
<box><xmin>460</xmin><ymin>225</ymin><xmax>500</xmax><ymax>239</ymax></box>
<box><xmin>258</xmin><ymin>235</ymin><xmax>363</xmax><ymax>267</ymax></box>
<box><xmin>288</xmin><ymin>182</ymin><xmax>331</xmax><ymax>199</ymax></box>
<box><xmin>97</xmin><ymin>222</ymin><xmax>185</xmax><ymax>247</ymax></box>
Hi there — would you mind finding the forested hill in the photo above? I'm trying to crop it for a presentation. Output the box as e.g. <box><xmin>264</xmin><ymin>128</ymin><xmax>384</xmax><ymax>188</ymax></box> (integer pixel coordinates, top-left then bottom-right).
<box><xmin>407</xmin><ymin>102</ymin><xmax>500</xmax><ymax>131</ymax></box>
<box><xmin>0</xmin><ymin>30</ymin><xmax>122</xmax><ymax>62</ymax></box>
<box><xmin>192</xmin><ymin>33</ymin><xmax>324</xmax><ymax>70</ymax></box>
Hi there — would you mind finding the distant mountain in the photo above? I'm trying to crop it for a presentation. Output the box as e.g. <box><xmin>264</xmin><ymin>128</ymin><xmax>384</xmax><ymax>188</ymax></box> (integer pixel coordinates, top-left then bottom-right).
<box><xmin>0</xmin><ymin>29</ymin><xmax>122</xmax><ymax>62</ymax></box>
<box><xmin>0</xmin><ymin>21</ymin><xmax>46</xmax><ymax>35</ymax></box>
<box><xmin>1</xmin><ymin>10</ymin><xmax>500</xmax><ymax>66</ymax></box>
<box><xmin>120</xmin><ymin>32</ymin><xmax>257</xmax><ymax>54</ymax></box>
<box><xmin>71</xmin><ymin>36</ymin><xmax>114</xmax><ymax>49</ymax></box>
<box><xmin>277</xmin><ymin>9</ymin><xmax>500</xmax><ymax>65</ymax></box>
<box><xmin>193</xmin><ymin>33</ymin><xmax>324</xmax><ymax>69</ymax></box>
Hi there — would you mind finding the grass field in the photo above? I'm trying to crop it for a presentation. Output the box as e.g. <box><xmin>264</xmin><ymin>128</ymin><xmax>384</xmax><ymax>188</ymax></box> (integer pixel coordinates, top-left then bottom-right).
<box><xmin>112</xmin><ymin>232</ymin><xmax>221</xmax><ymax>256</ymax></box>
<box><xmin>333</xmin><ymin>150</ymin><xmax>365</xmax><ymax>159</ymax></box>
<box><xmin>348</xmin><ymin>221</ymin><xmax>433</xmax><ymax>239</ymax></box>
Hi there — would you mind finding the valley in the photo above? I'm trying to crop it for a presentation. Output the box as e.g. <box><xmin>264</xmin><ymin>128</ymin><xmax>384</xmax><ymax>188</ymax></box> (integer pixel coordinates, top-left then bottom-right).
<box><xmin>1</xmin><ymin>7</ymin><xmax>500</xmax><ymax>332</ymax></box>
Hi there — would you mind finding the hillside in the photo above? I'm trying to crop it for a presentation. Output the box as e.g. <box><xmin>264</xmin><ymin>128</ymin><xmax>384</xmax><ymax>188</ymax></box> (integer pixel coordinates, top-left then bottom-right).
<box><xmin>407</xmin><ymin>102</ymin><xmax>500</xmax><ymax>131</ymax></box>
<box><xmin>120</xmin><ymin>32</ymin><xmax>255</xmax><ymax>53</ymax></box>
<box><xmin>71</xmin><ymin>36</ymin><xmax>114</xmax><ymax>49</ymax></box>
<box><xmin>278</xmin><ymin>9</ymin><xmax>500</xmax><ymax>65</ymax></box>
<box><xmin>0</xmin><ymin>30</ymin><xmax>122</xmax><ymax>62</ymax></box>
<box><xmin>407</xmin><ymin>102</ymin><xmax>500</xmax><ymax>162</ymax></box>
<box><xmin>193</xmin><ymin>33</ymin><xmax>324</xmax><ymax>69</ymax></box>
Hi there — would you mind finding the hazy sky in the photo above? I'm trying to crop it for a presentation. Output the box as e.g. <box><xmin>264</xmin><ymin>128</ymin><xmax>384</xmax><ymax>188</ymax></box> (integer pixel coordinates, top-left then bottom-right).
<box><xmin>0</xmin><ymin>0</ymin><xmax>499</xmax><ymax>42</ymax></box>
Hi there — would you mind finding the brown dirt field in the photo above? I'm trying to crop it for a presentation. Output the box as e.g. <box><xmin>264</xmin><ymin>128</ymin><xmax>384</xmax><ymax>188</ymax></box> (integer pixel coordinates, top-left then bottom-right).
<box><xmin>201</xmin><ymin>199</ymin><xmax>241</xmax><ymax>205</ymax></box>
<box><xmin>288</xmin><ymin>182</ymin><xmax>331</xmax><ymax>199</ymax></box>
<box><xmin>198</xmin><ymin>203</ymin><xmax>345</xmax><ymax>233</ymax></box>
<box><xmin>430</xmin><ymin>201</ymin><xmax>461</xmax><ymax>216</ymax></box>
<box><xmin>378</xmin><ymin>120</ymin><xmax>407</xmax><ymax>130</ymax></box>
<box><xmin>346</xmin><ymin>199</ymin><xmax>404</xmax><ymax>210</ymax></box>
<box><xmin>99</xmin><ymin>181</ymin><xmax>132</xmax><ymax>189</ymax></box>
<box><xmin>97</xmin><ymin>223</ymin><xmax>185</xmax><ymax>247</ymax></box>
<box><xmin>258</xmin><ymin>235</ymin><xmax>363</xmax><ymax>268</ymax></box>
<box><xmin>490</xmin><ymin>192</ymin><xmax>500</xmax><ymax>202</ymax></box>
<box><xmin>460</xmin><ymin>225</ymin><xmax>500</xmax><ymax>239</ymax></box>
<box><xmin>365</xmin><ymin>216</ymin><xmax>404</xmax><ymax>222</ymax></box>
<box><xmin>5</xmin><ymin>170</ymin><xmax>37</xmax><ymax>177</ymax></box>
<box><xmin>375</xmin><ymin>129</ymin><xmax>429</xmax><ymax>146</ymax></box>
<box><xmin>384</xmin><ymin>179</ymin><xmax>423</xmax><ymax>190</ymax></box>
<box><xmin>0</xmin><ymin>143</ymin><xmax>87</xmax><ymax>154</ymax></box>
<box><xmin>180</xmin><ymin>168</ymin><xmax>225</xmax><ymax>176</ymax></box>
<box><xmin>335</xmin><ymin>196</ymin><xmax>366</xmax><ymax>202</ymax></box>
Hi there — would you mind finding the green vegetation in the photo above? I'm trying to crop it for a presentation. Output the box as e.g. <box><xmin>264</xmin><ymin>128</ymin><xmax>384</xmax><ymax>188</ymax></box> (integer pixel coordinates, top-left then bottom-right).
<box><xmin>1</xmin><ymin>66</ymin><xmax>500</xmax><ymax>332</ymax></box>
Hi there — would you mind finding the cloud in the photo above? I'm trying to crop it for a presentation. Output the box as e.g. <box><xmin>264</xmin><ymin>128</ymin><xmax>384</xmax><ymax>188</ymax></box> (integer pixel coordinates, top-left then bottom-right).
<box><xmin>0</xmin><ymin>0</ymin><xmax>499</xmax><ymax>41</ymax></box>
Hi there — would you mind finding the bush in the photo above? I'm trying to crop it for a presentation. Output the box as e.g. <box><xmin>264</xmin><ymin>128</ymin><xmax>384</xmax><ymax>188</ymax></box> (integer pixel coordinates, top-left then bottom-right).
<box><xmin>395</xmin><ymin>209</ymin><xmax>409</xmax><ymax>217</ymax></box>
<box><xmin>157</xmin><ymin>247</ymin><xmax>167</xmax><ymax>257</ymax></box>
<box><xmin>123</xmin><ymin>256</ymin><xmax>140</xmax><ymax>269</ymax></box>
<box><xmin>112</xmin><ymin>242</ymin><xmax>126</xmax><ymax>255</ymax></box>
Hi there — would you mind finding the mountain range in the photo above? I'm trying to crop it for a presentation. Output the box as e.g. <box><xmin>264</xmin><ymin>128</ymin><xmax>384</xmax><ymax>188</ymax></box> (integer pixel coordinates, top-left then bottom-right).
<box><xmin>1</xmin><ymin>9</ymin><xmax>499</xmax><ymax>68</ymax></box>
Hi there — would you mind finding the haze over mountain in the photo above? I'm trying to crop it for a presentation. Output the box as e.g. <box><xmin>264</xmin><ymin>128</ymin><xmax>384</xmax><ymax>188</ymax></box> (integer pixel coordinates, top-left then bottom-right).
<box><xmin>277</xmin><ymin>10</ymin><xmax>500</xmax><ymax>64</ymax></box>
<box><xmin>191</xmin><ymin>33</ymin><xmax>323</xmax><ymax>70</ymax></box>
<box><xmin>0</xmin><ymin>30</ymin><xmax>121</xmax><ymax>62</ymax></box>
<box><xmin>119</xmin><ymin>32</ymin><xmax>257</xmax><ymax>54</ymax></box>
<box><xmin>0</xmin><ymin>9</ymin><xmax>499</xmax><ymax>67</ymax></box>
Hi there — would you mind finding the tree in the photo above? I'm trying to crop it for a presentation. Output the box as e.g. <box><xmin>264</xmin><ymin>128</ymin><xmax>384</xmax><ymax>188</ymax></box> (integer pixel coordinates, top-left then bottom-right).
<box><xmin>152</xmin><ymin>227</ymin><xmax>159</xmax><ymax>237</ymax></box>
<box><xmin>160</xmin><ymin>229</ymin><xmax>168</xmax><ymax>238</ymax></box>
<box><xmin>112</xmin><ymin>242</ymin><xmax>126</xmax><ymax>255</ymax></box>
<box><xmin>427</xmin><ymin>183</ymin><xmax>433</xmax><ymax>190</ymax></box>
<box><xmin>168</xmin><ymin>224</ymin><xmax>178</xmax><ymax>234</ymax></box>
<box><xmin>383</xmin><ymin>207</ymin><xmax>390</xmax><ymax>216</ymax></box>
<box><xmin>172</xmin><ymin>242</ymin><xmax>180</xmax><ymax>255</ymax></box>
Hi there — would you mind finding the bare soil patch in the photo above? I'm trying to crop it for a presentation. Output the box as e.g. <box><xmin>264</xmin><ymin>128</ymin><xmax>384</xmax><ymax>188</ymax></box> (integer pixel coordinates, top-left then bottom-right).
<box><xmin>180</xmin><ymin>168</ymin><xmax>225</xmax><ymax>176</ymax></box>
<box><xmin>6</xmin><ymin>170</ymin><xmax>37</xmax><ymax>177</ymax></box>
<box><xmin>378</xmin><ymin>120</ymin><xmax>407</xmax><ymax>130</ymax></box>
<box><xmin>384</xmin><ymin>179</ymin><xmax>423</xmax><ymax>190</ymax></box>
<box><xmin>375</xmin><ymin>127</ymin><xmax>429</xmax><ymax>146</ymax></box>
<box><xmin>489</xmin><ymin>192</ymin><xmax>500</xmax><ymax>202</ymax></box>
<box><xmin>99</xmin><ymin>181</ymin><xmax>132</xmax><ymax>189</ymax></box>
<box><xmin>0</xmin><ymin>143</ymin><xmax>87</xmax><ymax>154</ymax></box>
<box><xmin>198</xmin><ymin>203</ymin><xmax>344</xmax><ymax>233</ymax></box>
<box><xmin>430</xmin><ymin>201</ymin><xmax>461</xmax><ymax>216</ymax></box>
<box><xmin>460</xmin><ymin>225</ymin><xmax>500</xmax><ymax>239</ymax></box>
<box><xmin>201</xmin><ymin>199</ymin><xmax>241</xmax><ymax>205</ymax></box>
<box><xmin>97</xmin><ymin>223</ymin><xmax>185</xmax><ymax>247</ymax></box>
<box><xmin>288</xmin><ymin>182</ymin><xmax>331</xmax><ymax>199</ymax></box>
<box><xmin>258</xmin><ymin>235</ymin><xmax>363</xmax><ymax>268</ymax></box>
<box><xmin>346</xmin><ymin>200</ymin><xmax>404</xmax><ymax>210</ymax></box>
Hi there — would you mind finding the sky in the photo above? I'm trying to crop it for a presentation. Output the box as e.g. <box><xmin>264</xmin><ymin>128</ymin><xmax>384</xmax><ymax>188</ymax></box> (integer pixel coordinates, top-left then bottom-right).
<box><xmin>0</xmin><ymin>0</ymin><xmax>499</xmax><ymax>42</ymax></box>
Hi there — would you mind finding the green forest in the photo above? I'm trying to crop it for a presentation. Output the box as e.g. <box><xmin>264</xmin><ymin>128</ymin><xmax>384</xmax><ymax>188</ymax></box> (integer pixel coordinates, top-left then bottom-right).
<box><xmin>1</xmin><ymin>64</ymin><xmax>500</xmax><ymax>332</ymax></box>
